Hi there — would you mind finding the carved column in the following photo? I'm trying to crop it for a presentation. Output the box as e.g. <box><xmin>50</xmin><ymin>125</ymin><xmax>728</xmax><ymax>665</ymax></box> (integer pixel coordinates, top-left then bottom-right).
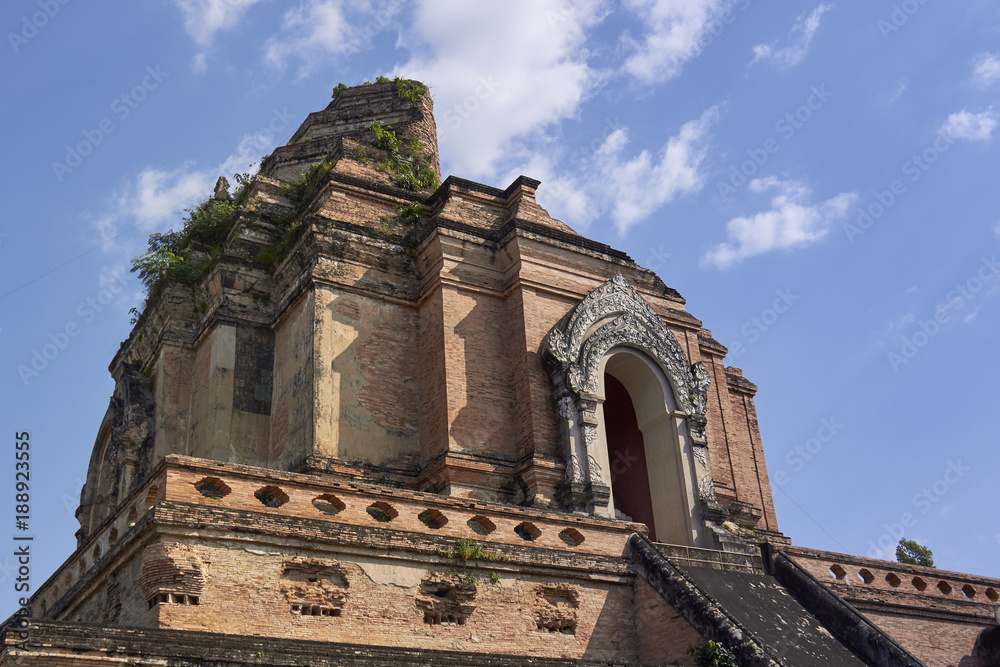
<box><xmin>576</xmin><ymin>393</ymin><xmax>611</xmax><ymax>515</ymax></box>
<box><xmin>687</xmin><ymin>363</ymin><xmax>727</xmax><ymax>523</ymax></box>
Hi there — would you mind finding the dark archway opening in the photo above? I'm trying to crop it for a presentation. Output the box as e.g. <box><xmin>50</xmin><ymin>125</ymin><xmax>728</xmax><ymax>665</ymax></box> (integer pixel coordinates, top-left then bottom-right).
<box><xmin>604</xmin><ymin>373</ymin><xmax>657</xmax><ymax>541</ymax></box>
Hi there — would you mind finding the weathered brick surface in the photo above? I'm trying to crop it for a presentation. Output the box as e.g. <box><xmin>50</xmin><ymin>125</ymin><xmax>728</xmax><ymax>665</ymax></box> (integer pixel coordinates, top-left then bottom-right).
<box><xmin>860</xmin><ymin>613</ymin><xmax>985</xmax><ymax>667</ymax></box>
<box><xmin>44</xmin><ymin>81</ymin><xmax>1000</xmax><ymax>667</ymax></box>
<box><xmin>2</xmin><ymin>621</ymin><xmax>644</xmax><ymax>666</ymax></box>
<box><xmin>786</xmin><ymin>546</ymin><xmax>999</xmax><ymax>665</ymax></box>
<box><xmin>29</xmin><ymin>459</ymin><xmax>655</xmax><ymax>662</ymax></box>
<box><xmin>633</xmin><ymin>577</ymin><xmax>702</xmax><ymax>665</ymax></box>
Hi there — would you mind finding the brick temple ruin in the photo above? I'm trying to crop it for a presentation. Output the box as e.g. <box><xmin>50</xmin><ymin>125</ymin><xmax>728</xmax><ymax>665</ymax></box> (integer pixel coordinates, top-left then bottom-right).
<box><xmin>3</xmin><ymin>80</ymin><xmax>998</xmax><ymax>666</ymax></box>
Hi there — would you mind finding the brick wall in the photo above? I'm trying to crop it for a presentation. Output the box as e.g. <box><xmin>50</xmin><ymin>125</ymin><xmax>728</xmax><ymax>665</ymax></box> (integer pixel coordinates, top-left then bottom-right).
<box><xmin>633</xmin><ymin>577</ymin><xmax>702</xmax><ymax>665</ymax></box>
<box><xmin>786</xmin><ymin>546</ymin><xmax>998</xmax><ymax>666</ymax></box>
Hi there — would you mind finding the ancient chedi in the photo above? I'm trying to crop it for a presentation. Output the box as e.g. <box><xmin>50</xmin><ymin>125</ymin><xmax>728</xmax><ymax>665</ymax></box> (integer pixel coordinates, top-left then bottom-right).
<box><xmin>4</xmin><ymin>80</ymin><xmax>998</xmax><ymax>666</ymax></box>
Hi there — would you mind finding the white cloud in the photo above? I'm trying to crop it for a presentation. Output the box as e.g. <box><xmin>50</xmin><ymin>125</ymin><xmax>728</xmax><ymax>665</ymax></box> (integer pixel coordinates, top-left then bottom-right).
<box><xmin>394</xmin><ymin>0</ymin><xmax>607</xmax><ymax>180</ymax></box>
<box><xmin>599</xmin><ymin>108</ymin><xmax>720</xmax><ymax>233</ymax></box>
<box><xmin>972</xmin><ymin>52</ymin><xmax>1000</xmax><ymax>89</ymax></box>
<box><xmin>701</xmin><ymin>178</ymin><xmax>857</xmax><ymax>269</ymax></box>
<box><xmin>879</xmin><ymin>76</ymin><xmax>909</xmax><ymax>105</ymax></box>
<box><xmin>620</xmin><ymin>0</ymin><xmax>730</xmax><ymax>84</ymax></box>
<box><xmin>939</xmin><ymin>108</ymin><xmax>998</xmax><ymax>142</ymax></box>
<box><xmin>993</xmin><ymin>220</ymin><xmax>1000</xmax><ymax>238</ymax></box>
<box><xmin>534</xmin><ymin>106</ymin><xmax>721</xmax><ymax>235</ymax></box>
<box><xmin>963</xmin><ymin>306</ymin><xmax>982</xmax><ymax>324</ymax></box>
<box><xmin>264</xmin><ymin>0</ymin><xmax>404</xmax><ymax>77</ymax></box>
<box><xmin>173</xmin><ymin>0</ymin><xmax>266</xmax><ymax>46</ymax></box>
<box><xmin>750</xmin><ymin>4</ymin><xmax>833</xmax><ymax>69</ymax></box>
<box><xmin>91</xmin><ymin>119</ymin><xmax>283</xmax><ymax>258</ymax></box>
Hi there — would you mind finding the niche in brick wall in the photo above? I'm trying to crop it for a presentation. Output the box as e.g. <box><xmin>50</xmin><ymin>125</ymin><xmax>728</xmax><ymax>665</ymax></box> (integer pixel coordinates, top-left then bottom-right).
<box><xmin>418</xmin><ymin>509</ymin><xmax>448</xmax><ymax>529</ymax></box>
<box><xmin>558</xmin><ymin>528</ymin><xmax>585</xmax><ymax>547</ymax></box>
<box><xmin>416</xmin><ymin>573</ymin><xmax>477</xmax><ymax>626</ymax></box>
<box><xmin>467</xmin><ymin>515</ymin><xmax>496</xmax><ymax>535</ymax></box>
<box><xmin>367</xmin><ymin>501</ymin><xmax>398</xmax><ymax>522</ymax></box>
<box><xmin>312</xmin><ymin>494</ymin><xmax>346</xmax><ymax>516</ymax></box>
<box><xmin>138</xmin><ymin>542</ymin><xmax>205</xmax><ymax>610</ymax></box>
<box><xmin>515</xmin><ymin>521</ymin><xmax>541</xmax><ymax>541</ymax></box>
<box><xmin>255</xmin><ymin>485</ymin><xmax>289</xmax><ymax>508</ymax></box>
<box><xmin>533</xmin><ymin>584</ymin><xmax>579</xmax><ymax>634</ymax></box>
<box><xmin>195</xmin><ymin>477</ymin><xmax>231</xmax><ymax>500</ymax></box>
<box><xmin>281</xmin><ymin>557</ymin><xmax>350</xmax><ymax>618</ymax></box>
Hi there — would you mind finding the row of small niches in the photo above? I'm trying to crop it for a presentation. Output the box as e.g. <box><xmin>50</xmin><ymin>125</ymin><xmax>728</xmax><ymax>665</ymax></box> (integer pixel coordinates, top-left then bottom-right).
<box><xmin>829</xmin><ymin>563</ymin><xmax>998</xmax><ymax>600</ymax></box>
<box><xmin>42</xmin><ymin>486</ymin><xmax>162</xmax><ymax>612</ymax></box>
<box><xmin>193</xmin><ymin>476</ymin><xmax>588</xmax><ymax>547</ymax></box>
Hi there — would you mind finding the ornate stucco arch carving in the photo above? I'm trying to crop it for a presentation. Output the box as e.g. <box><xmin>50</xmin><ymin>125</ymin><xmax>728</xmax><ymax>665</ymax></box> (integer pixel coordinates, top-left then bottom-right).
<box><xmin>542</xmin><ymin>273</ymin><xmax>722</xmax><ymax>523</ymax></box>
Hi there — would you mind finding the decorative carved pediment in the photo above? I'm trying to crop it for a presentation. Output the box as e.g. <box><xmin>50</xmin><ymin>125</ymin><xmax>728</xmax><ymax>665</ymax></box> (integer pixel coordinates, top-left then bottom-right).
<box><xmin>544</xmin><ymin>273</ymin><xmax>709</xmax><ymax>420</ymax></box>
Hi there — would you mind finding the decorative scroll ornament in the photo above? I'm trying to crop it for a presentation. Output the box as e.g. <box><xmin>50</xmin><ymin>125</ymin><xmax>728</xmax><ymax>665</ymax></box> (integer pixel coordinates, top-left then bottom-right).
<box><xmin>567</xmin><ymin>455</ymin><xmax>583</xmax><ymax>483</ymax></box>
<box><xmin>693</xmin><ymin>445</ymin><xmax>709</xmax><ymax>469</ymax></box>
<box><xmin>557</xmin><ymin>396</ymin><xmax>576</xmax><ymax>420</ymax></box>
<box><xmin>698</xmin><ymin>475</ymin><xmax>718</xmax><ymax>504</ymax></box>
<box><xmin>587</xmin><ymin>454</ymin><xmax>602</xmax><ymax>479</ymax></box>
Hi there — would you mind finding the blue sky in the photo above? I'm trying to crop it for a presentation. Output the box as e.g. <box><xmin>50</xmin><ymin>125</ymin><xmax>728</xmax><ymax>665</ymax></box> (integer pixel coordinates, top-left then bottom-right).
<box><xmin>2</xmin><ymin>0</ymin><xmax>999</xmax><ymax>613</ymax></box>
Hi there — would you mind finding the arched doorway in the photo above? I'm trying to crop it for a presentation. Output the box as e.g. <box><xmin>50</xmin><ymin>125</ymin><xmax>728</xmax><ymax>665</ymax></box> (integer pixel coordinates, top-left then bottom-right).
<box><xmin>603</xmin><ymin>373</ymin><xmax>657</xmax><ymax>540</ymax></box>
<box><xmin>597</xmin><ymin>349</ymin><xmax>703</xmax><ymax>546</ymax></box>
<box><xmin>543</xmin><ymin>273</ymin><xmax>719</xmax><ymax>548</ymax></box>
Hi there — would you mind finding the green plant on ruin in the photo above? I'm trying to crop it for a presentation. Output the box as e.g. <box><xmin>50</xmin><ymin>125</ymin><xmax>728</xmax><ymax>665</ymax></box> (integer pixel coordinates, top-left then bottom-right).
<box><xmin>392</xmin><ymin>160</ymin><xmax>437</xmax><ymax>191</ymax></box>
<box><xmin>375</xmin><ymin>75</ymin><xmax>391</xmax><ymax>83</ymax></box>
<box><xmin>130</xmin><ymin>198</ymin><xmax>240</xmax><ymax>296</ymax></box>
<box><xmin>687</xmin><ymin>641</ymin><xmax>738</xmax><ymax>667</ymax></box>
<box><xmin>460</xmin><ymin>573</ymin><xmax>479</xmax><ymax>586</ymax></box>
<box><xmin>489</xmin><ymin>570</ymin><xmax>501</xmax><ymax>585</ymax></box>
<box><xmin>332</xmin><ymin>82</ymin><xmax>348</xmax><ymax>97</ymax></box>
<box><xmin>455</xmin><ymin>538</ymin><xmax>506</xmax><ymax>562</ymax></box>
<box><xmin>395</xmin><ymin>201</ymin><xmax>424</xmax><ymax>224</ymax></box>
<box><xmin>129</xmin><ymin>168</ymin><xmax>263</xmax><ymax>301</ymax></box>
<box><xmin>254</xmin><ymin>159</ymin><xmax>336</xmax><ymax>271</ymax></box>
<box><xmin>367</xmin><ymin>120</ymin><xmax>438</xmax><ymax>192</ymax></box>
<box><xmin>405</xmin><ymin>135</ymin><xmax>424</xmax><ymax>154</ymax></box>
<box><xmin>395</xmin><ymin>77</ymin><xmax>428</xmax><ymax>102</ymax></box>
<box><xmin>370</xmin><ymin>119</ymin><xmax>401</xmax><ymax>155</ymax></box>
<box><xmin>350</xmin><ymin>146</ymin><xmax>370</xmax><ymax>164</ymax></box>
